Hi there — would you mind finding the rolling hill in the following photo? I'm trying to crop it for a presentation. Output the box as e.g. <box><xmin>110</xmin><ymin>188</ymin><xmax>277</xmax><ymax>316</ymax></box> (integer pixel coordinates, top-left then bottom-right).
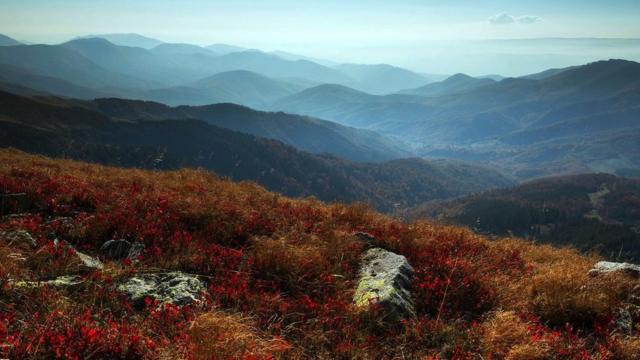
<box><xmin>0</xmin><ymin>90</ymin><xmax>511</xmax><ymax>211</ymax></box>
<box><xmin>203</xmin><ymin>50</ymin><xmax>351</xmax><ymax>84</ymax></box>
<box><xmin>84</xmin><ymin>95</ymin><xmax>410</xmax><ymax>162</ymax></box>
<box><xmin>271</xmin><ymin>84</ymin><xmax>432</xmax><ymax>131</ymax></box>
<box><xmin>410</xmin><ymin>173</ymin><xmax>640</xmax><ymax>261</ymax></box>
<box><xmin>0</xmin><ymin>43</ymin><xmax>149</xmax><ymax>89</ymax></box>
<box><xmin>0</xmin><ymin>64</ymin><xmax>110</xmax><ymax>99</ymax></box>
<box><xmin>190</xmin><ymin>70</ymin><xmax>306</xmax><ymax>107</ymax></box>
<box><xmin>400</xmin><ymin>73</ymin><xmax>496</xmax><ymax>97</ymax></box>
<box><xmin>336</xmin><ymin>63</ymin><xmax>430</xmax><ymax>94</ymax></box>
<box><xmin>81</xmin><ymin>33</ymin><xmax>165</xmax><ymax>49</ymax></box>
<box><xmin>61</xmin><ymin>38</ymin><xmax>198</xmax><ymax>86</ymax></box>
<box><xmin>150</xmin><ymin>43</ymin><xmax>216</xmax><ymax>56</ymax></box>
<box><xmin>0</xmin><ymin>34</ymin><xmax>21</xmax><ymax>46</ymax></box>
<box><xmin>206</xmin><ymin>43</ymin><xmax>247</xmax><ymax>54</ymax></box>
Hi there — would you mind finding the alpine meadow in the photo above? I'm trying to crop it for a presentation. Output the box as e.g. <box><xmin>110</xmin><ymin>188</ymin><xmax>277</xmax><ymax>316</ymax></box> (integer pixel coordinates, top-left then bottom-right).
<box><xmin>1</xmin><ymin>1</ymin><xmax>640</xmax><ymax>359</ymax></box>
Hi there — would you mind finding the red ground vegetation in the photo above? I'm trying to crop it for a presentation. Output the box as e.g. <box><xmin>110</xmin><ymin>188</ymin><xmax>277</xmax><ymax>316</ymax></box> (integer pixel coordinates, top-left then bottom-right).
<box><xmin>0</xmin><ymin>149</ymin><xmax>639</xmax><ymax>359</ymax></box>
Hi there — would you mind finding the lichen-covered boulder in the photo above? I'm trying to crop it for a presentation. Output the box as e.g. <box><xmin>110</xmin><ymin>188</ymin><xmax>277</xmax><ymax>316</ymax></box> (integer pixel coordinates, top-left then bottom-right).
<box><xmin>117</xmin><ymin>272</ymin><xmax>204</xmax><ymax>306</ymax></box>
<box><xmin>353</xmin><ymin>248</ymin><xmax>416</xmax><ymax>321</ymax></box>
<box><xmin>589</xmin><ymin>261</ymin><xmax>640</xmax><ymax>277</ymax></box>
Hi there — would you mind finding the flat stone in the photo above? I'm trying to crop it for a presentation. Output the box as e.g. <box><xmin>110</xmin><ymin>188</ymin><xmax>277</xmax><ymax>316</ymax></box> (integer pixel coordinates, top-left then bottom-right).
<box><xmin>117</xmin><ymin>272</ymin><xmax>204</xmax><ymax>307</ymax></box>
<box><xmin>589</xmin><ymin>261</ymin><xmax>640</xmax><ymax>277</ymax></box>
<box><xmin>353</xmin><ymin>248</ymin><xmax>416</xmax><ymax>321</ymax></box>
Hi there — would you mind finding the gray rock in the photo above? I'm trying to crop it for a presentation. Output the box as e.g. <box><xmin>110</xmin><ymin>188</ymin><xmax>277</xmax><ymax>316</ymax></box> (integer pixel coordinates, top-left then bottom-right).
<box><xmin>127</xmin><ymin>242</ymin><xmax>145</xmax><ymax>260</ymax></box>
<box><xmin>354</xmin><ymin>232</ymin><xmax>376</xmax><ymax>244</ymax></box>
<box><xmin>75</xmin><ymin>250</ymin><xmax>104</xmax><ymax>271</ymax></box>
<box><xmin>589</xmin><ymin>261</ymin><xmax>640</xmax><ymax>277</ymax></box>
<box><xmin>353</xmin><ymin>248</ymin><xmax>416</xmax><ymax>321</ymax></box>
<box><xmin>54</xmin><ymin>239</ymin><xmax>103</xmax><ymax>272</ymax></box>
<box><xmin>117</xmin><ymin>272</ymin><xmax>204</xmax><ymax>306</ymax></box>
<box><xmin>616</xmin><ymin>307</ymin><xmax>635</xmax><ymax>335</ymax></box>
<box><xmin>2</xmin><ymin>230</ymin><xmax>37</xmax><ymax>249</ymax></box>
<box><xmin>100</xmin><ymin>239</ymin><xmax>144</xmax><ymax>261</ymax></box>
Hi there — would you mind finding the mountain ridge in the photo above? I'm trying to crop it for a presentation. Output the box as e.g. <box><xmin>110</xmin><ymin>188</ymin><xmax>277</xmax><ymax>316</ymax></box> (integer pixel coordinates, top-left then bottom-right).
<box><xmin>0</xmin><ymin>89</ymin><xmax>512</xmax><ymax>212</ymax></box>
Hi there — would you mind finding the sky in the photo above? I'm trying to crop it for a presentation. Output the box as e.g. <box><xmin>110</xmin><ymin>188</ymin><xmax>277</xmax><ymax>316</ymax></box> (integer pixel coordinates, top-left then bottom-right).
<box><xmin>2</xmin><ymin>0</ymin><xmax>640</xmax><ymax>75</ymax></box>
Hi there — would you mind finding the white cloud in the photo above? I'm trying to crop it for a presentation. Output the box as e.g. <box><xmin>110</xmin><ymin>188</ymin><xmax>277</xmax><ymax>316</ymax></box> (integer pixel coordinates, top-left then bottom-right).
<box><xmin>488</xmin><ymin>13</ymin><xmax>515</xmax><ymax>25</ymax></box>
<box><xmin>489</xmin><ymin>13</ymin><xmax>541</xmax><ymax>25</ymax></box>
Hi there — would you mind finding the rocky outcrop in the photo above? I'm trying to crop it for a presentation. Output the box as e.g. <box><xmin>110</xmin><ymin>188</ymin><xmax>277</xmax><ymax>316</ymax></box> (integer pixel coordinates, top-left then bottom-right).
<box><xmin>117</xmin><ymin>272</ymin><xmax>204</xmax><ymax>306</ymax></box>
<box><xmin>353</xmin><ymin>248</ymin><xmax>415</xmax><ymax>321</ymax></box>
<box><xmin>589</xmin><ymin>261</ymin><xmax>640</xmax><ymax>277</ymax></box>
<box><xmin>100</xmin><ymin>239</ymin><xmax>144</xmax><ymax>261</ymax></box>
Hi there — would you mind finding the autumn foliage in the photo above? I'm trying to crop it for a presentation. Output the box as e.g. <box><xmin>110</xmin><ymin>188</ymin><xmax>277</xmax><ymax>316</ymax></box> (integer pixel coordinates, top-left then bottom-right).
<box><xmin>0</xmin><ymin>149</ymin><xmax>639</xmax><ymax>359</ymax></box>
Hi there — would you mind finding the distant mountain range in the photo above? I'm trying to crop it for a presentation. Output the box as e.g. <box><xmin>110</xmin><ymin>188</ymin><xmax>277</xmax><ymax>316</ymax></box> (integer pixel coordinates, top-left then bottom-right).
<box><xmin>0</xmin><ymin>34</ymin><xmax>433</xmax><ymax>96</ymax></box>
<box><xmin>0</xmin><ymin>90</ymin><xmax>511</xmax><ymax>211</ymax></box>
<box><xmin>1</xmin><ymin>33</ymin><xmax>638</xmax><ymax>180</ymax></box>
<box><xmin>410</xmin><ymin>173</ymin><xmax>640</xmax><ymax>261</ymax></box>
<box><xmin>273</xmin><ymin>59</ymin><xmax>640</xmax><ymax>179</ymax></box>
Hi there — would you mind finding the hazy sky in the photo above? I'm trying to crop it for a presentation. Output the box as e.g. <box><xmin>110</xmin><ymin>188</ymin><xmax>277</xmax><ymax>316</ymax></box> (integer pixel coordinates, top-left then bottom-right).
<box><xmin>2</xmin><ymin>0</ymin><xmax>640</xmax><ymax>75</ymax></box>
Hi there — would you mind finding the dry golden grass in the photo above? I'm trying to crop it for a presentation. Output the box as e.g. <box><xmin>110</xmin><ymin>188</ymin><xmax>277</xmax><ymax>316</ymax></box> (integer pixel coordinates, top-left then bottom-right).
<box><xmin>253</xmin><ymin>230</ymin><xmax>362</xmax><ymax>291</ymax></box>
<box><xmin>530</xmin><ymin>261</ymin><xmax>634</xmax><ymax>327</ymax></box>
<box><xmin>189</xmin><ymin>311</ymin><xmax>290</xmax><ymax>359</ymax></box>
<box><xmin>253</xmin><ymin>235</ymin><xmax>328</xmax><ymax>284</ymax></box>
<box><xmin>0</xmin><ymin>242</ymin><xmax>25</xmax><ymax>275</ymax></box>
<box><xmin>482</xmin><ymin>311</ymin><xmax>533</xmax><ymax>359</ymax></box>
<box><xmin>487</xmin><ymin>237</ymin><xmax>637</xmax><ymax>328</ymax></box>
<box><xmin>611</xmin><ymin>336</ymin><xmax>640</xmax><ymax>360</ymax></box>
<box><xmin>504</xmin><ymin>343</ymin><xmax>553</xmax><ymax>360</ymax></box>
